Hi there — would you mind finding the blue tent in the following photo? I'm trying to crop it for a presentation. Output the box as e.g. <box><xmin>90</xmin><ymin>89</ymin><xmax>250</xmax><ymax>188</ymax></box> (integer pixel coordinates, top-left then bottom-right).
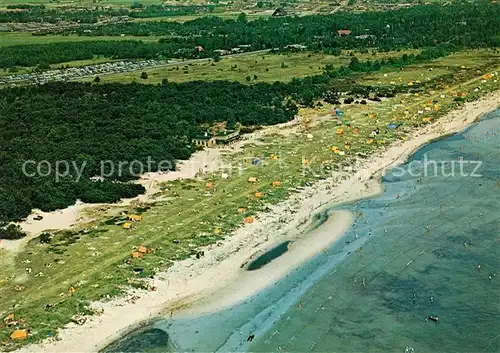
<box><xmin>387</xmin><ymin>123</ymin><xmax>402</xmax><ymax>129</ymax></box>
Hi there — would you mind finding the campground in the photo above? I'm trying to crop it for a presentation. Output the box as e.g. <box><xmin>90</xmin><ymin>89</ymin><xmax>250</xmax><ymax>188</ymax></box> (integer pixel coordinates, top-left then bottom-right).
<box><xmin>0</xmin><ymin>48</ymin><xmax>499</xmax><ymax>350</ymax></box>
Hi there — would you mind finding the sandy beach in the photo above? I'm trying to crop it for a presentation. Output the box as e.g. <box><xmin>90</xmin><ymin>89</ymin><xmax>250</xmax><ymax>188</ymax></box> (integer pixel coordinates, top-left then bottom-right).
<box><xmin>14</xmin><ymin>91</ymin><xmax>500</xmax><ymax>353</ymax></box>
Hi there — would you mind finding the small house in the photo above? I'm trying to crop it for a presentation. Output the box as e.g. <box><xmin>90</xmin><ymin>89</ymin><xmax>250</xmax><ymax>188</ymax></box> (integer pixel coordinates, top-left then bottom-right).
<box><xmin>192</xmin><ymin>131</ymin><xmax>216</xmax><ymax>148</ymax></box>
<box><xmin>272</xmin><ymin>8</ymin><xmax>286</xmax><ymax>17</ymax></box>
<box><xmin>213</xmin><ymin>130</ymin><xmax>240</xmax><ymax>144</ymax></box>
<box><xmin>337</xmin><ymin>29</ymin><xmax>352</xmax><ymax>36</ymax></box>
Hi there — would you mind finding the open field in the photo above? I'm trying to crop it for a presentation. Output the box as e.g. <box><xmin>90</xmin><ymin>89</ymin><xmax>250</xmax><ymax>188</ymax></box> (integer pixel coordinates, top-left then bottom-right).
<box><xmin>0</xmin><ymin>57</ymin><xmax>116</xmax><ymax>77</ymax></box>
<box><xmin>130</xmin><ymin>11</ymin><xmax>267</xmax><ymax>22</ymax></box>
<box><xmin>0</xmin><ymin>32</ymin><xmax>160</xmax><ymax>47</ymax></box>
<box><xmin>82</xmin><ymin>49</ymin><xmax>420</xmax><ymax>84</ymax></box>
<box><xmin>361</xmin><ymin>50</ymin><xmax>500</xmax><ymax>85</ymax></box>
<box><xmin>0</xmin><ymin>0</ymin><xmax>166</xmax><ymax>6</ymax></box>
<box><xmin>0</xmin><ymin>49</ymin><xmax>499</xmax><ymax>350</ymax></box>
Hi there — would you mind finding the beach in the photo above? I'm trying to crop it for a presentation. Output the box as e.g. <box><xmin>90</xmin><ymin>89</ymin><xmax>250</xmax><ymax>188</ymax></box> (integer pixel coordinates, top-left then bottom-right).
<box><xmin>14</xmin><ymin>91</ymin><xmax>500</xmax><ymax>353</ymax></box>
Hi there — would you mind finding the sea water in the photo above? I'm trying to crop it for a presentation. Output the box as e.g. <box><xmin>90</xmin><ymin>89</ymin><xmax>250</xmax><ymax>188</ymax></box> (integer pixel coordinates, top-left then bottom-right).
<box><xmin>105</xmin><ymin>110</ymin><xmax>499</xmax><ymax>353</ymax></box>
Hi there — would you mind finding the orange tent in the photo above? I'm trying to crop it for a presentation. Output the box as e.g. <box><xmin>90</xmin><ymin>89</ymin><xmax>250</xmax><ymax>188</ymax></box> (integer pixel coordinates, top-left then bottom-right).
<box><xmin>138</xmin><ymin>246</ymin><xmax>148</xmax><ymax>254</ymax></box>
<box><xmin>205</xmin><ymin>182</ymin><xmax>213</xmax><ymax>189</ymax></box>
<box><xmin>243</xmin><ymin>216</ymin><xmax>254</xmax><ymax>224</ymax></box>
<box><xmin>353</xmin><ymin>128</ymin><xmax>360</xmax><ymax>134</ymax></box>
<box><xmin>302</xmin><ymin>159</ymin><xmax>309</xmax><ymax>166</ymax></box>
<box><xmin>68</xmin><ymin>286</ymin><xmax>76</xmax><ymax>295</ymax></box>
<box><xmin>237</xmin><ymin>207</ymin><xmax>246</xmax><ymax>213</ymax></box>
<box><xmin>10</xmin><ymin>329</ymin><xmax>28</xmax><ymax>340</ymax></box>
<box><xmin>132</xmin><ymin>251</ymin><xmax>143</xmax><ymax>259</ymax></box>
<box><xmin>272</xmin><ymin>181</ymin><xmax>280</xmax><ymax>187</ymax></box>
<box><xmin>368</xmin><ymin>113</ymin><xmax>375</xmax><ymax>119</ymax></box>
<box><xmin>255</xmin><ymin>192</ymin><xmax>263</xmax><ymax>198</ymax></box>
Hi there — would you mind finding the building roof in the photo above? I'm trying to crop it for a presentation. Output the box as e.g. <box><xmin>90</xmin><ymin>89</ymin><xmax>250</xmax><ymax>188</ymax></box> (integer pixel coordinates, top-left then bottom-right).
<box><xmin>272</xmin><ymin>8</ymin><xmax>286</xmax><ymax>16</ymax></box>
<box><xmin>193</xmin><ymin>131</ymin><xmax>214</xmax><ymax>140</ymax></box>
<box><xmin>337</xmin><ymin>29</ymin><xmax>352</xmax><ymax>36</ymax></box>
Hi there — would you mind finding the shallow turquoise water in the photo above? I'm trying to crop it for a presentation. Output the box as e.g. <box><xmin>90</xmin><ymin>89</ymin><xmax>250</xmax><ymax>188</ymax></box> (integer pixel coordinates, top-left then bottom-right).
<box><xmin>105</xmin><ymin>110</ymin><xmax>499</xmax><ymax>353</ymax></box>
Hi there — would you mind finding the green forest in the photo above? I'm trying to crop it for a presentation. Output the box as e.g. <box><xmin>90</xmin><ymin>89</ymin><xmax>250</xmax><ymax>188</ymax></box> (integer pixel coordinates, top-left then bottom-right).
<box><xmin>0</xmin><ymin>81</ymin><xmax>297</xmax><ymax>223</ymax></box>
<box><xmin>2</xmin><ymin>2</ymin><xmax>499</xmax><ymax>69</ymax></box>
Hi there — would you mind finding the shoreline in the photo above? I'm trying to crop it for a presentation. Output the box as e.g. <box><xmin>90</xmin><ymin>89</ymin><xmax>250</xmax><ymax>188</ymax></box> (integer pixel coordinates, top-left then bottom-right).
<box><xmin>168</xmin><ymin>209</ymin><xmax>355</xmax><ymax>318</ymax></box>
<box><xmin>15</xmin><ymin>92</ymin><xmax>499</xmax><ymax>353</ymax></box>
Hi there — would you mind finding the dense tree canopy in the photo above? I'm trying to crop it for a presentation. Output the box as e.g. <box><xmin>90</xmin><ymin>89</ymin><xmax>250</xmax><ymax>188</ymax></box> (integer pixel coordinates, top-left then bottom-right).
<box><xmin>0</xmin><ymin>81</ymin><xmax>297</xmax><ymax>221</ymax></box>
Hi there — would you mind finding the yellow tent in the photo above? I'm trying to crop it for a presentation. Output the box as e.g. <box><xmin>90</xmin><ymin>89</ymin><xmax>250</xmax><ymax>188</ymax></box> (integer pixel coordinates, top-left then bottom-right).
<box><xmin>68</xmin><ymin>286</ymin><xmax>76</xmax><ymax>295</ymax></box>
<box><xmin>128</xmin><ymin>214</ymin><xmax>142</xmax><ymax>222</ymax></box>
<box><xmin>331</xmin><ymin>146</ymin><xmax>340</xmax><ymax>154</ymax></box>
<box><xmin>138</xmin><ymin>246</ymin><xmax>148</xmax><ymax>254</ymax></box>
<box><xmin>214</xmin><ymin>227</ymin><xmax>221</xmax><ymax>235</ymax></box>
<box><xmin>10</xmin><ymin>329</ymin><xmax>28</xmax><ymax>340</ymax></box>
<box><xmin>336</xmin><ymin>128</ymin><xmax>344</xmax><ymax>136</ymax></box>
<box><xmin>237</xmin><ymin>207</ymin><xmax>246</xmax><ymax>213</ymax></box>
<box><xmin>270</xmin><ymin>154</ymin><xmax>279</xmax><ymax>160</ymax></box>
<box><xmin>248</xmin><ymin>177</ymin><xmax>258</xmax><ymax>183</ymax></box>
<box><xmin>368</xmin><ymin>113</ymin><xmax>375</xmax><ymax>119</ymax></box>
<box><xmin>123</xmin><ymin>222</ymin><xmax>132</xmax><ymax>230</ymax></box>
<box><xmin>302</xmin><ymin>159</ymin><xmax>309</xmax><ymax>166</ymax></box>
<box><xmin>255</xmin><ymin>192</ymin><xmax>264</xmax><ymax>198</ymax></box>
<box><xmin>367</xmin><ymin>139</ymin><xmax>374</xmax><ymax>145</ymax></box>
<box><xmin>423</xmin><ymin>117</ymin><xmax>432</xmax><ymax>123</ymax></box>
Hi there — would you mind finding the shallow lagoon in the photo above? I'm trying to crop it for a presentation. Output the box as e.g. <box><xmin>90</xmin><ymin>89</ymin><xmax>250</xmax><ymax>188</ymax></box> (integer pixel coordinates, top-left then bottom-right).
<box><xmin>106</xmin><ymin>110</ymin><xmax>499</xmax><ymax>353</ymax></box>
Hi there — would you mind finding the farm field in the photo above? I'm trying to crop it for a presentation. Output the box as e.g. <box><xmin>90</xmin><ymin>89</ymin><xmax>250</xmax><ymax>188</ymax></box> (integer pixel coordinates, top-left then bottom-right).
<box><xmin>82</xmin><ymin>49</ymin><xmax>420</xmax><ymax>84</ymax></box>
<box><xmin>0</xmin><ymin>49</ymin><xmax>498</xmax><ymax>350</ymax></box>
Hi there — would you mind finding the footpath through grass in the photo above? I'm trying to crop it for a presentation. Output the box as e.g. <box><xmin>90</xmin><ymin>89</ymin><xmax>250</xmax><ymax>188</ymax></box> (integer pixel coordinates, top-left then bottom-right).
<box><xmin>0</xmin><ymin>50</ymin><xmax>498</xmax><ymax>350</ymax></box>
